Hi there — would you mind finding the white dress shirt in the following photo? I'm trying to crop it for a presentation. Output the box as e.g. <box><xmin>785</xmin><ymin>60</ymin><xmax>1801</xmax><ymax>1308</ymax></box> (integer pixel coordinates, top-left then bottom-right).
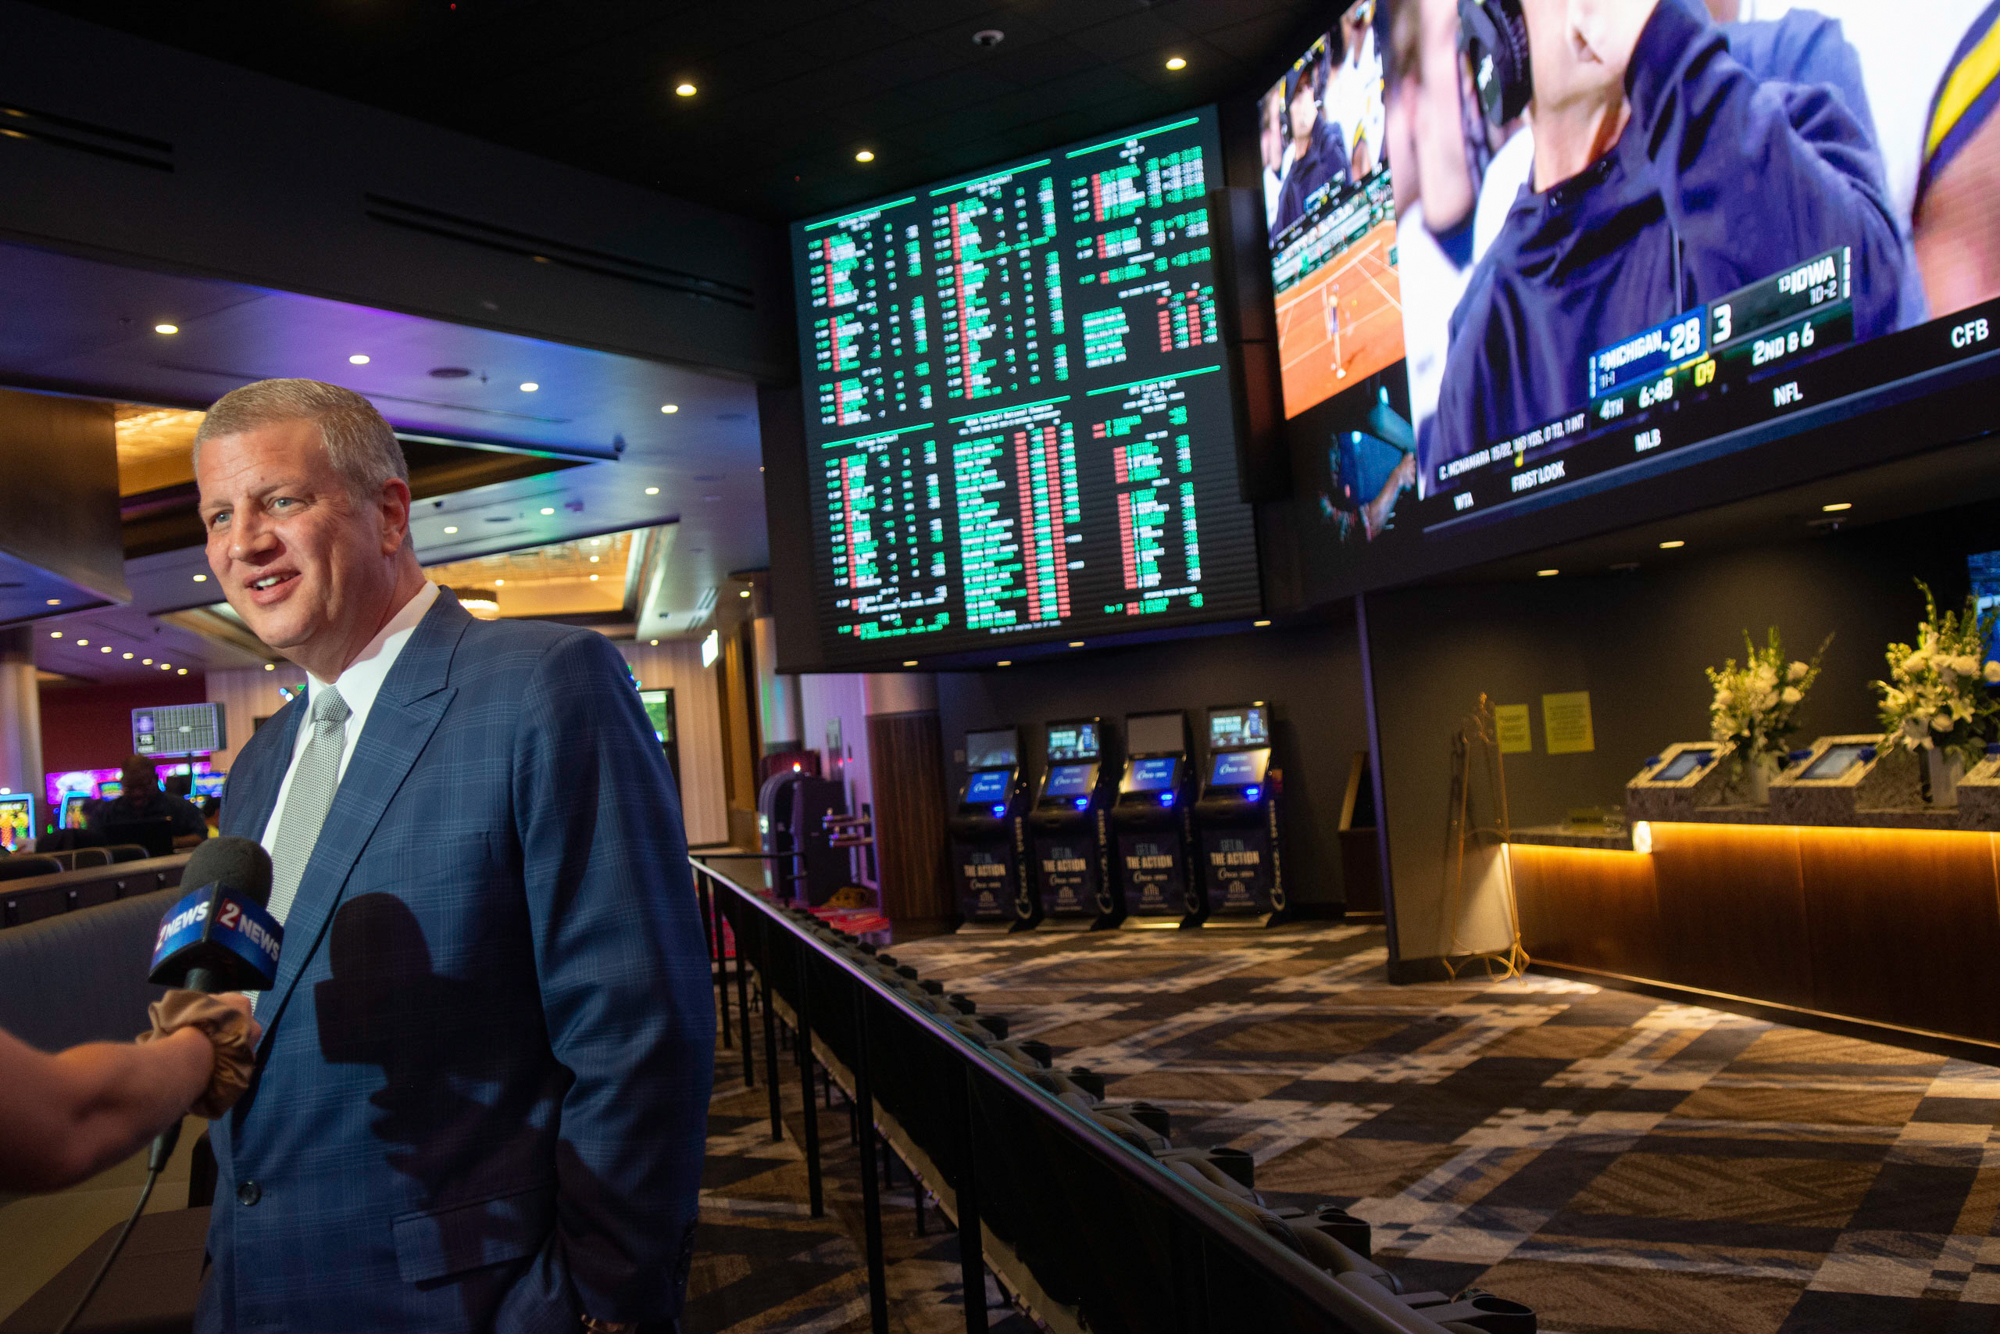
<box><xmin>258</xmin><ymin>581</ymin><xmax>440</xmax><ymax>858</ymax></box>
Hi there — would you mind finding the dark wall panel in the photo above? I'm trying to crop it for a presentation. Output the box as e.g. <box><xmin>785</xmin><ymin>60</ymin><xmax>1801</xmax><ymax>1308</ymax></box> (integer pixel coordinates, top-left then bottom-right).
<box><xmin>932</xmin><ymin>612</ymin><xmax>1369</xmax><ymax>911</ymax></box>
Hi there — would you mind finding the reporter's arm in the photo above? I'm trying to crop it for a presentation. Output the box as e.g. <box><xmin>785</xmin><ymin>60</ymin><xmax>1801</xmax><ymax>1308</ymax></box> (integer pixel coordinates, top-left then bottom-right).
<box><xmin>0</xmin><ymin>1024</ymin><xmax>212</xmax><ymax>1193</ymax></box>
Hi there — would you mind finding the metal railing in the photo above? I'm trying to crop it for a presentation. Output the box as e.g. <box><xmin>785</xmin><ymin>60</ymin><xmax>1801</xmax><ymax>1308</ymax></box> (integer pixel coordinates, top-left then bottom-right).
<box><xmin>689</xmin><ymin>856</ymin><xmax>1514</xmax><ymax>1334</ymax></box>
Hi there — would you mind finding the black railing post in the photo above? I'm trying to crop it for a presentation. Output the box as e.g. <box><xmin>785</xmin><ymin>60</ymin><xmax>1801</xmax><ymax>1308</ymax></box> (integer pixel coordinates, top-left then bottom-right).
<box><xmin>760</xmin><ymin>968</ymin><xmax>783</xmax><ymax>1140</ymax></box>
<box><xmin>734</xmin><ymin>903</ymin><xmax>754</xmax><ymax>1088</ymax></box>
<box><xmin>794</xmin><ymin>938</ymin><xmax>823</xmax><ymax>1218</ymax></box>
<box><xmin>956</xmin><ymin>1065</ymin><xmax>989</xmax><ymax>1334</ymax></box>
<box><xmin>702</xmin><ymin>870</ymin><xmax>731</xmax><ymax>1050</ymax></box>
<box><xmin>853</xmin><ymin>988</ymin><xmax>889</xmax><ymax>1334</ymax></box>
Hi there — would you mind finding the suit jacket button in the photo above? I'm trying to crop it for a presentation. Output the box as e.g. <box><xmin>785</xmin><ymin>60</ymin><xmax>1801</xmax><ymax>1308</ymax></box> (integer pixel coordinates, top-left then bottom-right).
<box><xmin>236</xmin><ymin>1180</ymin><xmax>261</xmax><ymax>1207</ymax></box>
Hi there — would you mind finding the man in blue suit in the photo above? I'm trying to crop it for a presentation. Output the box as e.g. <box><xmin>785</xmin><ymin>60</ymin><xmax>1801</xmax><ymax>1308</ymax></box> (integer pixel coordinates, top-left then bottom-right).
<box><xmin>190</xmin><ymin>378</ymin><xmax>714</xmax><ymax>1333</ymax></box>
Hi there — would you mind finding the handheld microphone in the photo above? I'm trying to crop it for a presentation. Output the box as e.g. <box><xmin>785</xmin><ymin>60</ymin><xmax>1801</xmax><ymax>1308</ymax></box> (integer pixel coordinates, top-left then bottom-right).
<box><xmin>63</xmin><ymin>839</ymin><xmax>280</xmax><ymax>1334</ymax></box>
<box><xmin>149</xmin><ymin>837</ymin><xmax>281</xmax><ymax>994</ymax></box>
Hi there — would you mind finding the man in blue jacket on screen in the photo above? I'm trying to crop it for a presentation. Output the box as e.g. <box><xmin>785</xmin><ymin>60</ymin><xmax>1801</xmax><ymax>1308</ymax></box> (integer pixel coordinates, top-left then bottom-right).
<box><xmin>1427</xmin><ymin>0</ymin><xmax>1913</xmax><ymax>473</ymax></box>
<box><xmin>190</xmin><ymin>378</ymin><xmax>714</xmax><ymax>1333</ymax></box>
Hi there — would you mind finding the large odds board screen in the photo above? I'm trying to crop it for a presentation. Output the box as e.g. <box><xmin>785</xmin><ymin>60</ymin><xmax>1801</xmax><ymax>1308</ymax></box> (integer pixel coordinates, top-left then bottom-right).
<box><xmin>791</xmin><ymin>109</ymin><xmax>1259</xmax><ymax>665</ymax></box>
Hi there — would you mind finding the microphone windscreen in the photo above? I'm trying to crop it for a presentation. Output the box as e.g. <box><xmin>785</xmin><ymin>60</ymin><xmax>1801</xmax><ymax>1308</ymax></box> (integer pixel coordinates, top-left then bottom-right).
<box><xmin>181</xmin><ymin>835</ymin><xmax>275</xmax><ymax>910</ymax></box>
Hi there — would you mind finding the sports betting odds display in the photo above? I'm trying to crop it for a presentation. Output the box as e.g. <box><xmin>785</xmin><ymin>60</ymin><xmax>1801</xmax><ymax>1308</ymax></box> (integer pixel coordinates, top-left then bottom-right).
<box><xmin>790</xmin><ymin>109</ymin><xmax>1260</xmax><ymax>665</ymax></box>
<box><xmin>1268</xmin><ymin>0</ymin><xmax>2000</xmax><ymax>579</ymax></box>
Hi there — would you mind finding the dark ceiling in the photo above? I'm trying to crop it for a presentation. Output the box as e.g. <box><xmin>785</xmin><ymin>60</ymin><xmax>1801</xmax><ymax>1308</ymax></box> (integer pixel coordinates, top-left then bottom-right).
<box><xmin>27</xmin><ymin>0</ymin><xmax>1319</xmax><ymax>223</ymax></box>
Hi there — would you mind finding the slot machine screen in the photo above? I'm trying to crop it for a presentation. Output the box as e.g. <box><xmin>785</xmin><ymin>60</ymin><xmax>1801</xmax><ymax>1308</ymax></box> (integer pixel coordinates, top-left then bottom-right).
<box><xmin>965</xmin><ymin>769</ymin><xmax>1012</xmax><ymax>804</ymax></box>
<box><xmin>1045</xmin><ymin>721</ymin><xmax>1100</xmax><ymax>763</ymax></box>
<box><xmin>1209</xmin><ymin>749</ymin><xmax>1270</xmax><ymax>787</ymax></box>
<box><xmin>966</xmin><ymin>729</ymin><xmax>1019</xmax><ymax>770</ymax></box>
<box><xmin>1124</xmin><ymin>756</ymin><xmax>1180</xmax><ymax>792</ymax></box>
<box><xmin>1208</xmin><ymin>706</ymin><xmax>1270</xmax><ymax>750</ymax></box>
<box><xmin>61</xmin><ymin>793</ymin><xmax>91</xmax><ymax>829</ymax></box>
<box><xmin>1126</xmin><ymin>712</ymin><xmax>1185</xmax><ymax>756</ymax></box>
<box><xmin>0</xmin><ymin>793</ymin><xmax>33</xmax><ymax>851</ymax></box>
<box><xmin>1045</xmin><ymin>763</ymin><xmax>1096</xmax><ymax>798</ymax></box>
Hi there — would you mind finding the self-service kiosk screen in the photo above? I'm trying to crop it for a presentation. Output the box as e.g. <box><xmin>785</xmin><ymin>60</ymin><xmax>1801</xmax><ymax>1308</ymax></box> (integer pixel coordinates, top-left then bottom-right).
<box><xmin>966</xmin><ymin>729</ymin><xmax>1018</xmax><ymax>770</ymax></box>
<box><xmin>1651</xmin><ymin>748</ymin><xmax>1714</xmax><ymax>782</ymax></box>
<box><xmin>1208</xmin><ymin>706</ymin><xmax>1269</xmax><ymax>750</ymax></box>
<box><xmin>1046</xmin><ymin>763</ymin><xmax>1095</xmax><ymax>798</ymax></box>
<box><xmin>1046</xmin><ymin>722</ymin><xmax>1099</xmax><ymax>763</ymax></box>
<box><xmin>966</xmin><ymin>769</ymin><xmax>1012</xmax><ymax>803</ymax></box>
<box><xmin>1126</xmin><ymin>713</ymin><xmax>1184</xmax><ymax>757</ymax></box>
<box><xmin>1209</xmin><ymin>749</ymin><xmax>1269</xmax><ymax>787</ymax></box>
<box><xmin>1125</xmin><ymin>757</ymin><xmax>1179</xmax><ymax>792</ymax></box>
<box><xmin>1801</xmin><ymin>743</ymin><xmax>1872</xmax><ymax>781</ymax></box>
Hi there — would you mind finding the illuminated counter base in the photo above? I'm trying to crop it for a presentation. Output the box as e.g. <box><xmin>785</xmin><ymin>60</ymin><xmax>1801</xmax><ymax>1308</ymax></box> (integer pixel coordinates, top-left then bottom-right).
<box><xmin>1510</xmin><ymin>821</ymin><xmax>2000</xmax><ymax>1051</ymax></box>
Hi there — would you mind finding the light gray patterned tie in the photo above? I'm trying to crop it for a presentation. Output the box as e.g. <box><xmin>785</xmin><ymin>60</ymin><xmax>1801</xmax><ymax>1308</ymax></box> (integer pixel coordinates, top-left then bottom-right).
<box><xmin>267</xmin><ymin>686</ymin><xmax>350</xmax><ymax>929</ymax></box>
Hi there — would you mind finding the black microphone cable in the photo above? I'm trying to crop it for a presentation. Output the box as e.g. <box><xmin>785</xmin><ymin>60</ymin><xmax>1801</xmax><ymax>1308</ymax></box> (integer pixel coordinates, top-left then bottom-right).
<box><xmin>55</xmin><ymin>1118</ymin><xmax>183</xmax><ymax>1334</ymax></box>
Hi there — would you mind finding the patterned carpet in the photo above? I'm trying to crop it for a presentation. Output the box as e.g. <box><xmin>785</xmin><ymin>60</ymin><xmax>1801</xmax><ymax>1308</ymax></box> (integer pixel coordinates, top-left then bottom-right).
<box><xmin>871</xmin><ymin>923</ymin><xmax>2000</xmax><ymax>1334</ymax></box>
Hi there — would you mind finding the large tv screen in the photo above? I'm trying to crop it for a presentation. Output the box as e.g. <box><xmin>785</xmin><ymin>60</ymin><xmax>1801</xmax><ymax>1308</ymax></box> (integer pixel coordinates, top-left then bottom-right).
<box><xmin>789</xmin><ymin>108</ymin><xmax>1261</xmax><ymax>666</ymax></box>
<box><xmin>1269</xmin><ymin>0</ymin><xmax>2000</xmax><ymax>592</ymax></box>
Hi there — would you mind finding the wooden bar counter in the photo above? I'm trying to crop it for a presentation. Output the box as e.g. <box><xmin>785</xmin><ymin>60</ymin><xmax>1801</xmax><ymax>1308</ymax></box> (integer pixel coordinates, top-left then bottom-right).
<box><xmin>1510</xmin><ymin>816</ymin><xmax>2000</xmax><ymax>1051</ymax></box>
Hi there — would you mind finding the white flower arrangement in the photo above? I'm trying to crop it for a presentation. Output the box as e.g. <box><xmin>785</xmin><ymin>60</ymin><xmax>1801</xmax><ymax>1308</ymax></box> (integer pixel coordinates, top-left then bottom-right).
<box><xmin>1706</xmin><ymin>627</ymin><xmax>1829</xmax><ymax>760</ymax></box>
<box><xmin>1873</xmin><ymin>581</ymin><xmax>2000</xmax><ymax>770</ymax></box>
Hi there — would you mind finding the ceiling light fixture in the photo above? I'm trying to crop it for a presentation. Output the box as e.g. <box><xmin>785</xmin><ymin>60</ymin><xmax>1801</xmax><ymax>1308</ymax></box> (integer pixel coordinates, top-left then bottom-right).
<box><xmin>443</xmin><ymin>525</ymin><xmax>458</xmax><ymax>534</ymax></box>
<box><xmin>263</xmin><ymin>663</ymin><xmax>274</xmax><ymax>671</ymax></box>
<box><xmin>192</xmin><ymin>573</ymin><xmax>208</xmax><ymax>582</ymax></box>
<box><xmin>455</xmin><ymin>587</ymin><xmax>501</xmax><ymax>619</ymax></box>
<box><xmin>153</xmin><ymin>323</ymin><xmax>178</xmax><ymax>335</ymax></box>
<box><xmin>1659</xmin><ymin>539</ymin><xmax>1685</xmax><ymax>549</ymax></box>
<box><xmin>160</xmin><ymin>663</ymin><xmax>171</xmax><ymax>671</ymax></box>
<box><xmin>143</xmin><ymin>658</ymin><xmax>152</xmax><ymax>664</ymax></box>
<box><xmin>122</xmin><ymin>652</ymin><xmax>133</xmax><ymax>659</ymax></box>
<box><xmin>48</xmin><ymin>630</ymin><xmax>60</xmax><ymax>638</ymax></box>
<box><xmin>1068</xmin><ymin>640</ymin><xmax>1084</xmax><ymax>648</ymax></box>
<box><xmin>45</xmin><ymin>598</ymin><xmax>59</xmax><ymax>606</ymax></box>
<box><xmin>660</xmin><ymin>403</ymin><xmax>679</xmax><ymax>414</ymax></box>
<box><xmin>348</xmin><ymin>354</ymin><xmax>370</xmax><ymax>365</ymax></box>
<box><xmin>100</xmin><ymin>645</ymin><xmax>111</xmax><ymax>653</ymax></box>
<box><xmin>588</xmin><ymin>574</ymin><xmax>599</xmax><ymax>582</ymax></box>
<box><xmin>996</xmin><ymin>659</ymin><xmax>1012</xmax><ymax>667</ymax></box>
<box><xmin>903</xmin><ymin>659</ymin><xmax>917</xmax><ymax>667</ymax></box>
<box><xmin>589</xmin><ymin>555</ymin><xmax>600</xmax><ymax>563</ymax></box>
<box><xmin>650</xmin><ymin>639</ymin><xmax>659</xmax><ymax>646</ymax></box>
<box><xmin>1537</xmin><ymin>568</ymin><xmax>1559</xmax><ymax>577</ymax></box>
<box><xmin>1165</xmin><ymin>55</ymin><xmax>1187</xmax><ymax>69</ymax></box>
<box><xmin>1253</xmin><ymin>619</ymin><xmax>1272</xmax><ymax>627</ymax></box>
<box><xmin>75</xmin><ymin>638</ymin><xmax>87</xmax><ymax>646</ymax></box>
<box><xmin>520</xmin><ymin>381</ymin><xmax>539</xmax><ymax>392</ymax></box>
<box><xmin>1822</xmin><ymin>501</ymin><xmax>1852</xmax><ymax>512</ymax></box>
<box><xmin>178</xmin><ymin>668</ymin><xmax>187</xmax><ymax>675</ymax></box>
<box><xmin>855</xmin><ymin>149</ymin><xmax>875</xmax><ymax>163</ymax></box>
<box><xmin>645</xmin><ymin>486</ymin><xmax>660</xmax><ymax>495</ymax></box>
<box><xmin>540</xmin><ymin>506</ymin><xmax>555</xmax><ymax>515</ymax></box>
<box><xmin>494</xmin><ymin>578</ymin><xmax>505</xmax><ymax>586</ymax></box>
<box><xmin>738</xmin><ymin>589</ymin><xmax>750</xmax><ymax>598</ymax></box>
<box><xmin>674</xmin><ymin>82</ymin><xmax>697</xmax><ymax>97</ymax></box>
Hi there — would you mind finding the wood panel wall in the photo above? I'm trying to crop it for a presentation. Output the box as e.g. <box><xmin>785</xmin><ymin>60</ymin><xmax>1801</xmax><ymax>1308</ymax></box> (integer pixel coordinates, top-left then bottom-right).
<box><xmin>1514</xmin><ymin>823</ymin><xmax>2000</xmax><ymax>1046</ymax></box>
<box><xmin>868</xmin><ymin>709</ymin><xmax>951</xmax><ymax>922</ymax></box>
<box><xmin>616</xmin><ymin>639</ymin><xmax>728</xmax><ymax>848</ymax></box>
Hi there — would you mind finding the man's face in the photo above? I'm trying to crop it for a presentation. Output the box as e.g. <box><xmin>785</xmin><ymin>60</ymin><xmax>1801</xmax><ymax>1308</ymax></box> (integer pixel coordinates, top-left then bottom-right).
<box><xmin>1290</xmin><ymin>81</ymin><xmax>1320</xmax><ymax>142</ymax></box>
<box><xmin>121</xmin><ymin>761</ymin><xmax>155</xmax><ymax>795</ymax></box>
<box><xmin>1521</xmin><ymin>0</ymin><xmax>1626</xmax><ymax>115</ymax></box>
<box><xmin>197</xmin><ymin>419</ymin><xmax>405</xmax><ymax>662</ymax></box>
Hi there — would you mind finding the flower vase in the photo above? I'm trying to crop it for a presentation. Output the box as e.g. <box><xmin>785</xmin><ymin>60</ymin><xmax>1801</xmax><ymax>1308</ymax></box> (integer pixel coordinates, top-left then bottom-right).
<box><xmin>1740</xmin><ymin>751</ymin><xmax>1777</xmax><ymax>804</ymax></box>
<box><xmin>1926</xmin><ymin>748</ymin><xmax>1966</xmax><ymax>805</ymax></box>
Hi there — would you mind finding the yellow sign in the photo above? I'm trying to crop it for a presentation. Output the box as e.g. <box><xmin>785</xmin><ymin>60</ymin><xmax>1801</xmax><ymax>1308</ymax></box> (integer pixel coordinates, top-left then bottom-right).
<box><xmin>1542</xmin><ymin>691</ymin><xmax>1596</xmax><ymax>755</ymax></box>
<box><xmin>1494</xmin><ymin>704</ymin><xmax>1533</xmax><ymax>754</ymax></box>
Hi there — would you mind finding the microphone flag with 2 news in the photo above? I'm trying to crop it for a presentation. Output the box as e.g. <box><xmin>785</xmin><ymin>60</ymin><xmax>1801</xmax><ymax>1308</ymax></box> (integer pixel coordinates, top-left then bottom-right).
<box><xmin>149</xmin><ymin>836</ymin><xmax>282</xmax><ymax>993</ymax></box>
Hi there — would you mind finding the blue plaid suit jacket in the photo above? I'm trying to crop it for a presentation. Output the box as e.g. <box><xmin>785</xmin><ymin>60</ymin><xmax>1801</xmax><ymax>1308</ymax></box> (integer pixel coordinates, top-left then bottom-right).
<box><xmin>197</xmin><ymin>591</ymin><xmax>714</xmax><ymax>1333</ymax></box>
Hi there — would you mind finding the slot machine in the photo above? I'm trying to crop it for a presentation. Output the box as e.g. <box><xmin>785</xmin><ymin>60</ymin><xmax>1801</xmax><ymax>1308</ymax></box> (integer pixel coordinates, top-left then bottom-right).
<box><xmin>1025</xmin><ymin>717</ymin><xmax>1121</xmax><ymax>928</ymax></box>
<box><xmin>1192</xmin><ymin>702</ymin><xmax>1285</xmax><ymax>923</ymax></box>
<box><xmin>949</xmin><ymin>727</ymin><xmax>1032</xmax><ymax>928</ymax></box>
<box><xmin>1108</xmin><ymin>710</ymin><xmax>1199</xmax><ymax>926</ymax></box>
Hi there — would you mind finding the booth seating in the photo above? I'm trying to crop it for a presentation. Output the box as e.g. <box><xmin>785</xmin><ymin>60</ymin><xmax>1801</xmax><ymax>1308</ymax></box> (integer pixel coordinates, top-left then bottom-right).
<box><xmin>0</xmin><ymin>854</ymin><xmax>188</xmax><ymax>930</ymax></box>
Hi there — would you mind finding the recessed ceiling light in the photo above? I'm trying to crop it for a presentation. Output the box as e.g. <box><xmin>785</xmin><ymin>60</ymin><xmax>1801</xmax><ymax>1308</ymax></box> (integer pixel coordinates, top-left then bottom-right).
<box><xmin>855</xmin><ymin>149</ymin><xmax>875</xmax><ymax>163</ymax></box>
<box><xmin>1068</xmin><ymin>640</ymin><xmax>1084</xmax><ymax>647</ymax></box>
<box><xmin>1165</xmin><ymin>55</ymin><xmax>1187</xmax><ymax>70</ymax></box>
<box><xmin>192</xmin><ymin>573</ymin><xmax>208</xmax><ymax>582</ymax></box>
<box><xmin>903</xmin><ymin>659</ymin><xmax>917</xmax><ymax>667</ymax></box>
<box><xmin>520</xmin><ymin>381</ymin><xmax>539</xmax><ymax>392</ymax></box>
<box><xmin>645</xmin><ymin>486</ymin><xmax>660</xmax><ymax>495</ymax></box>
<box><xmin>996</xmin><ymin>659</ymin><xmax>1011</xmax><ymax>667</ymax></box>
<box><xmin>738</xmin><ymin>589</ymin><xmax>750</xmax><ymax>598</ymax></box>
<box><xmin>540</xmin><ymin>506</ymin><xmax>555</xmax><ymax>515</ymax></box>
<box><xmin>589</xmin><ymin>555</ymin><xmax>600</xmax><ymax>563</ymax></box>
<box><xmin>178</xmin><ymin>668</ymin><xmax>187</xmax><ymax>675</ymax></box>
<box><xmin>650</xmin><ymin>639</ymin><xmax>659</xmax><ymax>646</ymax></box>
<box><xmin>160</xmin><ymin>663</ymin><xmax>171</xmax><ymax>670</ymax></box>
<box><xmin>660</xmin><ymin>403</ymin><xmax>679</xmax><ymax>414</ymax></box>
<box><xmin>75</xmin><ymin>638</ymin><xmax>87</xmax><ymax>646</ymax></box>
<box><xmin>1537</xmin><ymin>568</ymin><xmax>1559</xmax><ymax>577</ymax></box>
<box><xmin>589</xmin><ymin>574</ymin><xmax>599</xmax><ymax>582</ymax></box>
<box><xmin>1253</xmin><ymin>619</ymin><xmax>1272</xmax><ymax>627</ymax></box>
<box><xmin>122</xmin><ymin>652</ymin><xmax>133</xmax><ymax>659</ymax></box>
<box><xmin>443</xmin><ymin>525</ymin><xmax>458</xmax><ymax>534</ymax></box>
<box><xmin>1822</xmin><ymin>501</ymin><xmax>1852</xmax><ymax>512</ymax></box>
<box><xmin>348</xmin><ymin>354</ymin><xmax>370</xmax><ymax>365</ymax></box>
<box><xmin>1659</xmin><ymin>539</ymin><xmax>1685</xmax><ymax>549</ymax></box>
<box><xmin>494</xmin><ymin>579</ymin><xmax>505</xmax><ymax>586</ymax></box>
<box><xmin>674</xmin><ymin>82</ymin><xmax>697</xmax><ymax>97</ymax></box>
<box><xmin>263</xmin><ymin>663</ymin><xmax>274</xmax><ymax>671</ymax></box>
<box><xmin>45</xmin><ymin>598</ymin><xmax>59</xmax><ymax>606</ymax></box>
<box><xmin>48</xmin><ymin>631</ymin><xmax>60</xmax><ymax>639</ymax></box>
<box><xmin>153</xmin><ymin>323</ymin><xmax>178</xmax><ymax>335</ymax></box>
<box><xmin>142</xmin><ymin>658</ymin><xmax>152</xmax><ymax>664</ymax></box>
<box><xmin>100</xmin><ymin>645</ymin><xmax>112</xmax><ymax>653</ymax></box>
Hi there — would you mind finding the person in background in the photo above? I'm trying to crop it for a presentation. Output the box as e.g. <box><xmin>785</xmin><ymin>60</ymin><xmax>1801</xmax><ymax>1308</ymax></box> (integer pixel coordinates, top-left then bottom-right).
<box><xmin>0</xmin><ymin>996</ymin><xmax>259</xmax><ymax>1193</ymax></box>
<box><xmin>96</xmin><ymin>756</ymin><xmax>209</xmax><ymax>850</ymax></box>
<box><xmin>1273</xmin><ymin>58</ymin><xmax>1352</xmax><ymax>234</ymax></box>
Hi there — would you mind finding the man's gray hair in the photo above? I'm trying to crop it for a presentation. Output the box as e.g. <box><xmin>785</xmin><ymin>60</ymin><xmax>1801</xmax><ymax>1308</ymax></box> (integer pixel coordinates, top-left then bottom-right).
<box><xmin>192</xmin><ymin>379</ymin><xmax>408</xmax><ymax>498</ymax></box>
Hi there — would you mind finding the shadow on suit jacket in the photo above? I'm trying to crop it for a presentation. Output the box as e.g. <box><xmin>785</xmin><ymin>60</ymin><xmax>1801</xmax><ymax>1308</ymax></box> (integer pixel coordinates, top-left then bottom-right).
<box><xmin>196</xmin><ymin>590</ymin><xmax>714</xmax><ymax>1334</ymax></box>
